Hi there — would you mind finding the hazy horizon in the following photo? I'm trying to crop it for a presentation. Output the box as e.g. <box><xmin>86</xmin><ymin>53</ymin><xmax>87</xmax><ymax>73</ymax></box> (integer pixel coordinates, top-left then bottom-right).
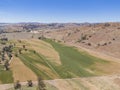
<box><xmin>0</xmin><ymin>21</ymin><xmax>120</xmax><ymax>24</ymax></box>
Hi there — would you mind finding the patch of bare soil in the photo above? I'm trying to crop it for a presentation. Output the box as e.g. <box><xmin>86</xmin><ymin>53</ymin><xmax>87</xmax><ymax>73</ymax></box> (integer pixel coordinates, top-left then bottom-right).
<box><xmin>114</xmin><ymin>78</ymin><xmax>120</xmax><ymax>87</ymax></box>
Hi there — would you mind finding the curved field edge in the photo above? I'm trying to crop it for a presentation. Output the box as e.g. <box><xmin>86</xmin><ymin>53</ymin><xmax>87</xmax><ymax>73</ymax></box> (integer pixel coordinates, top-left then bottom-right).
<box><xmin>43</xmin><ymin>39</ymin><xmax>111</xmax><ymax>77</ymax></box>
<box><xmin>1</xmin><ymin>38</ymin><xmax>120</xmax><ymax>84</ymax></box>
<box><xmin>17</xmin><ymin>39</ymin><xmax>114</xmax><ymax>80</ymax></box>
<box><xmin>16</xmin><ymin>39</ymin><xmax>120</xmax><ymax>79</ymax></box>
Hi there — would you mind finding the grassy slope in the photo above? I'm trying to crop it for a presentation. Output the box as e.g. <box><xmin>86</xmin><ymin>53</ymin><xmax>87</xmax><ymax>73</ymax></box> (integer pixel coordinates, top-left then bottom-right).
<box><xmin>44</xmin><ymin>39</ymin><xmax>109</xmax><ymax>78</ymax></box>
<box><xmin>19</xmin><ymin>51</ymin><xmax>53</xmax><ymax>79</ymax></box>
<box><xmin>0</xmin><ymin>39</ymin><xmax>111</xmax><ymax>84</ymax></box>
<box><xmin>18</xmin><ymin>39</ymin><xmax>110</xmax><ymax>80</ymax></box>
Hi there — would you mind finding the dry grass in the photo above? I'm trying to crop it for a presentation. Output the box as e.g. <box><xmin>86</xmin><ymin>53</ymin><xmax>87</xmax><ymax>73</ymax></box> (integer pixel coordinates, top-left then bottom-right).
<box><xmin>36</xmin><ymin>64</ymin><xmax>60</xmax><ymax>79</ymax></box>
<box><xmin>25</xmin><ymin>39</ymin><xmax>61</xmax><ymax>65</ymax></box>
<box><xmin>10</xmin><ymin>56</ymin><xmax>37</xmax><ymax>82</ymax></box>
<box><xmin>95</xmin><ymin>62</ymin><xmax>120</xmax><ymax>75</ymax></box>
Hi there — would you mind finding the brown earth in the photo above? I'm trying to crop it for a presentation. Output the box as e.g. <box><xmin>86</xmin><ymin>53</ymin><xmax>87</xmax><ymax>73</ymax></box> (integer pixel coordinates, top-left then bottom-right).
<box><xmin>10</xmin><ymin>56</ymin><xmax>37</xmax><ymax>82</ymax></box>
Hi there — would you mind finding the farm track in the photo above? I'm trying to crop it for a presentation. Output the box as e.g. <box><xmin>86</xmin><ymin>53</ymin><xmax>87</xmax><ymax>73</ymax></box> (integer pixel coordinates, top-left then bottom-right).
<box><xmin>1</xmin><ymin>75</ymin><xmax>120</xmax><ymax>90</ymax></box>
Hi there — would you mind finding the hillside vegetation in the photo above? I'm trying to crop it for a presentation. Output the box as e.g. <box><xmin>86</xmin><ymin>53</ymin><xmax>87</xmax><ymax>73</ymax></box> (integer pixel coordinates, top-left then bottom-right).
<box><xmin>1</xmin><ymin>38</ymin><xmax>120</xmax><ymax>84</ymax></box>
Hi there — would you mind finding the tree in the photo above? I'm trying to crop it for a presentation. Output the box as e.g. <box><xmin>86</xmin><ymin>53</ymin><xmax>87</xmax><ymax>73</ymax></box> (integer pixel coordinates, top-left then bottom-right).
<box><xmin>8</xmin><ymin>53</ymin><xmax>12</xmax><ymax>60</ymax></box>
<box><xmin>15</xmin><ymin>53</ymin><xmax>18</xmax><ymax>57</ymax></box>
<box><xmin>18</xmin><ymin>49</ymin><xmax>22</xmax><ymax>54</ymax></box>
<box><xmin>2</xmin><ymin>54</ymin><xmax>5</xmax><ymax>61</ymax></box>
<box><xmin>14</xmin><ymin>80</ymin><xmax>21</xmax><ymax>90</ymax></box>
<box><xmin>4</xmin><ymin>60</ymin><xmax>9</xmax><ymax>70</ymax></box>
<box><xmin>33</xmin><ymin>50</ymin><xmax>36</xmax><ymax>54</ymax></box>
<box><xmin>81</xmin><ymin>34</ymin><xmax>87</xmax><ymax>40</ymax></box>
<box><xmin>23</xmin><ymin>45</ymin><xmax>26</xmax><ymax>49</ymax></box>
<box><xmin>27</xmin><ymin>80</ymin><xmax>33</xmax><ymax>87</ymax></box>
<box><xmin>37</xmin><ymin>77</ymin><xmax>46</xmax><ymax>90</ymax></box>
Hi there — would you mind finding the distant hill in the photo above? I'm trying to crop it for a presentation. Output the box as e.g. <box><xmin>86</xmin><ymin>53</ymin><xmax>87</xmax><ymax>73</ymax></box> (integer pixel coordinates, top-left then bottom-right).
<box><xmin>44</xmin><ymin>22</ymin><xmax>120</xmax><ymax>59</ymax></box>
<box><xmin>0</xmin><ymin>23</ymin><xmax>92</xmax><ymax>33</ymax></box>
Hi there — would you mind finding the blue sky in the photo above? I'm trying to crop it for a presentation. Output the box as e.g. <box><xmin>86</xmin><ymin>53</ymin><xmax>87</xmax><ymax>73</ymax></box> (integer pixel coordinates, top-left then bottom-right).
<box><xmin>0</xmin><ymin>0</ymin><xmax>120</xmax><ymax>23</ymax></box>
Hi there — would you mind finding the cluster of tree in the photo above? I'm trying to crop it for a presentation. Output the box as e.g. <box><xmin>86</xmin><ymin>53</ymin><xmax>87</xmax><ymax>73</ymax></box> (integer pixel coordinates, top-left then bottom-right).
<box><xmin>0</xmin><ymin>37</ymin><xmax>14</xmax><ymax>71</ymax></box>
<box><xmin>77</xmin><ymin>34</ymin><xmax>88</xmax><ymax>43</ymax></box>
<box><xmin>14</xmin><ymin>80</ymin><xmax>33</xmax><ymax>89</ymax></box>
<box><xmin>14</xmin><ymin>77</ymin><xmax>46</xmax><ymax>90</ymax></box>
<box><xmin>0</xmin><ymin>45</ymin><xmax>13</xmax><ymax>70</ymax></box>
<box><xmin>0</xmin><ymin>38</ymin><xmax>8</xmax><ymax>41</ymax></box>
<box><xmin>0</xmin><ymin>37</ymin><xmax>8</xmax><ymax>45</ymax></box>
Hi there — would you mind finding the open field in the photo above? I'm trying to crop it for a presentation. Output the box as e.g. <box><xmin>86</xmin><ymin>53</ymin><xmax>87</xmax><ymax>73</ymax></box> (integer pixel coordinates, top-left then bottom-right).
<box><xmin>16</xmin><ymin>39</ymin><xmax>112</xmax><ymax>79</ymax></box>
<box><xmin>1</xmin><ymin>39</ymin><xmax>120</xmax><ymax>83</ymax></box>
<box><xmin>10</xmin><ymin>56</ymin><xmax>37</xmax><ymax>82</ymax></box>
<box><xmin>1</xmin><ymin>37</ymin><xmax>120</xmax><ymax>90</ymax></box>
<box><xmin>25</xmin><ymin>39</ymin><xmax>61</xmax><ymax>65</ymax></box>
